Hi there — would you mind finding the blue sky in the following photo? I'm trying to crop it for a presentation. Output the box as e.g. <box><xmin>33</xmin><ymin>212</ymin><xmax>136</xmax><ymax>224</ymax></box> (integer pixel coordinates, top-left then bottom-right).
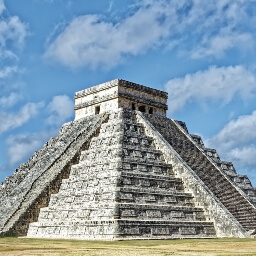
<box><xmin>1</xmin><ymin>0</ymin><xmax>256</xmax><ymax>185</ymax></box>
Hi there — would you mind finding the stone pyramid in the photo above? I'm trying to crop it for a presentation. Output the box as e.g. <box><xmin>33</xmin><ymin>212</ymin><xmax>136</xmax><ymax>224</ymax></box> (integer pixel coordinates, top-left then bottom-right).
<box><xmin>0</xmin><ymin>79</ymin><xmax>256</xmax><ymax>240</ymax></box>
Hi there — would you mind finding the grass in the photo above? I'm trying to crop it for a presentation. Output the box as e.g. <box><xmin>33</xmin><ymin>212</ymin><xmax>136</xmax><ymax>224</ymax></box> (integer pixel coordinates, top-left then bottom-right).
<box><xmin>0</xmin><ymin>237</ymin><xmax>256</xmax><ymax>256</ymax></box>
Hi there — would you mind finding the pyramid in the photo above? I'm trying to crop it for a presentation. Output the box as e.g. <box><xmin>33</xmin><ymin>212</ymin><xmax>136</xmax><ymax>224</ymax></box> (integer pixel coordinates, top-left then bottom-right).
<box><xmin>1</xmin><ymin>79</ymin><xmax>256</xmax><ymax>240</ymax></box>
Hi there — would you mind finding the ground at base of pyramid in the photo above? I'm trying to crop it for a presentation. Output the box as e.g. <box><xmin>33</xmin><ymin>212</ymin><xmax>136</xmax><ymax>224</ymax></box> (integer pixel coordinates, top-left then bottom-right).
<box><xmin>0</xmin><ymin>79</ymin><xmax>256</xmax><ymax>240</ymax></box>
<box><xmin>1</xmin><ymin>237</ymin><xmax>256</xmax><ymax>256</ymax></box>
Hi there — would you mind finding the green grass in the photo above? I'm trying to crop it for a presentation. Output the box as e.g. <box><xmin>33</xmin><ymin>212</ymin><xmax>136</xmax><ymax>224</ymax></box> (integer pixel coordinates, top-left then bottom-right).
<box><xmin>0</xmin><ymin>237</ymin><xmax>256</xmax><ymax>256</ymax></box>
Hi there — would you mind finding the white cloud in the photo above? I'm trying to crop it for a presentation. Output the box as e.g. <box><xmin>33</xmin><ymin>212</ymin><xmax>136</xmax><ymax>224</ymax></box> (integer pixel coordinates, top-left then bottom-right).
<box><xmin>45</xmin><ymin>0</ymin><xmax>256</xmax><ymax>68</ymax></box>
<box><xmin>0</xmin><ymin>92</ymin><xmax>22</xmax><ymax>108</ymax></box>
<box><xmin>0</xmin><ymin>16</ymin><xmax>27</xmax><ymax>50</ymax></box>
<box><xmin>182</xmin><ymin>1</ymin><xmax>256</xmax><ymax>59</ymax></box>
<box><xmin>207</xmin><ymin>111</ymin><xmax>256</xmax><ymax>151</ymax></box>
<box><xmin>45</xmin><ymin>1</ymin><xmax>171</xmax><ymax>69</ymax></box>
<box><xmin>6</xmin><ymin>132</ymin><xmax>50</xmax><ymax>166</ymax></box>
<box><xmin>47</xmin><ymin>95</ymin><xmax>74</xmax><ymax>126</ymax></box>
<box><xmin>165</xmin><ymin>65</ymin><xmax>256</xmax><ymax>114</ymax></box>
<box><xmin>2</xmin><ymin>95</ymin><xmax>74</xmax><ymax>168</ymax></box>
<box><xmin>192</xmin><ymin>32</ymin><xmax>254</xmax><ymax>59</ymax></box>
<box><xmin>66</xmin><ymin>0</ymin><xmax>73</xmax><ymax>9</ymax></box>
<box><xmin>206</xmin><ymin>111</ymin><xmax>256</xmax><ymax>170</ymax></box>
<box><xmin>0</xmin><ymin>0</ymin><xmax>5</xmax><ymax>15</ymax></box>
<box><xmin>107</xmin><ymin>1</ymin><xmax>114</xmax><ymax>13</ymax></box>
<box><xmin>229</xmin><ymin>146</ymin><xmax>256</xmax><ymax>167</ymax></box>
<box><xmin>0</xmin><ymin>102</ymin><xmax>44</xmax><ymax>134</ymax></box>
<box><xmin>1</xmin><ymin>95</ymin><xmax>73</xmax><ymax>169</ymax></box>
<box><xmin>0</xmin><ymin>0</ymin><xmax>28</xmax><ymax>97</ymax></box>
<box><xmin>0</xmin><ymin>4</ymin><xmax>28</xmax><ymax>63</ymax></box>
<box><xmin>0</xmin><ymin>66</ymin><xmax>18</xmax><ymax>79</ymax></box>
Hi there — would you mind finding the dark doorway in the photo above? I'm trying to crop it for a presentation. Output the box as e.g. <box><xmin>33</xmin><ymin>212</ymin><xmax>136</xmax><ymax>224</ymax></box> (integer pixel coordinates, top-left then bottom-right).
<box><xmin>95</xmin><ymin>106</ymin><xmax>100</xmax><ymax>114</ymax></box>
<box><xmin>138</xmin><ymin>105</ymin><xmax>146</xmax><ymax>113</ymax></box>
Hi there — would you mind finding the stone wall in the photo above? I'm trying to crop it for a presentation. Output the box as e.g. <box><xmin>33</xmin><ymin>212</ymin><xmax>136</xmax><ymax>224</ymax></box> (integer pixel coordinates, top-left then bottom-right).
<box><xmin>74</xmin><ymin>79</ymin><xmax>167</xmax><ymax>119</ymax></box>
<box><xmin>75</xmin><ymin>98</ymin><xmax>118</xmax><ymax>120</ymax></box>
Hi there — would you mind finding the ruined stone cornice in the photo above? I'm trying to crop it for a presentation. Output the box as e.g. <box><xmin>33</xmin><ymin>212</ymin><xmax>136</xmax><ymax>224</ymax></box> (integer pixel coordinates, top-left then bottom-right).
<box><xmin>74</xmin><ymin>90</ymin><xmax>168</xmax><ymax>110</ymax></box>
<box><xmin>74</xmin><ymin>93</ymin><xmax>118</xmax><ymax>110</ymax></box>
<box><xmin>75</xmin><ymin>79</ymin><xmax>119</xmax><ymax>99</ymax></box>
<box><xmin>118</xmin><ymin>79</ymin><xmax>168</xmax><ymax>99</ymax></box>
<box><xmin>74</xmin><ymin>79</ymin><xmax>168</xmax><ymax>99</ymax></box>
<box><xmin>118</xmin><ymin>91</ymin><xmax>168</xmax><ymax>110</ymax></box>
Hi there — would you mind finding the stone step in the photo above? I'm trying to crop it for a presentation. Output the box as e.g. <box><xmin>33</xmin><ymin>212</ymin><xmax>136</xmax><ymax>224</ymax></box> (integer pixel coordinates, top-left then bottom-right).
<box><xmin>190</xmin><ymin>134</ymin><xmax>205</xmax><ymax>148</ymax></box>
<box><xmin>123</xmin><ymin>132</ymin><xmax>153</xmax><ymax>141</ymax></box>
<box><xmin>123</xmin><ymin>152</ymin><xmax>163</xmax><ymax>162</ymax></box>
<box><xmin>118</xmin><ymin>204</ymin><xmax>206</xmax><ymax>221</ymax></box>
<box><xmin>80</xmin><ymin>148</ymin><xmax>122</xmax><ymax>161</ymax></box>
<box><xmin>123</xmin><ymin>138</ymin><xmax>154</xmax><ymax>150</ymax></box>
<box><xmin>89</xmin><ymin>136</ymin><xmax>123</xmax><ymax>148</ymax></box>
<box><xmin>122</xmin><ymin>160</ymin><xmax>172</xmax><ymax>172</ymax></box>
<box><xmin>145</xmin><ymin>114</ymin><xmax>256</xmax><ymax>231</ymax></box>
<box><xmin>117</xmin><ymin>188</ymin><xmax>194</xmax><ymax>206</ymax></box>
<box><xmin>120</xmin><ymin>170</ymin><xmax>181</xmax><ymax>181</ymax></box>
<box><xmin>124</xmin><ymin>123</ymin><xmax>145</xmax><ymax>134</ymax></box>
<box><xmin>37</xmin><ymin>207</ymin><xmax>117</xmax><ymax>220</ymax></box>
<box><xmin>37</xmin><ymin>203</ymin><xmax>203</xmax><ymax>216</ymax></box>
<box><xmin>47</xmin><ymin>184</ymin><xmax>193</xmax><ymax>207</ymax></box>
<box><xmin>119</xmin><ymin>172</ymin><xmax>183</xmax><ymax>190</ymax></box>
<box><xmin>48</xmin><ymin>189</ymin><xmax>117</xmax><ymax>200</ymax></box>
<box><xmin>117</xmin><ymin>220</ymin><xmax>216</xmax><ymax>238</ymax></box>
<box><xmin>225</xmin><ymin>171</ymin><xmax>239</xmax><ymax>177</ymax></box>
<box><xmin>99</xmin><ymin>121</ymin><xmax>124</xmax><ymax>132</ymax></box>
<box><xmin>60</xmin><ymin>172</ymin><xmax>119</xmax><ymax>185</ymax></box>
<box><xmin>123</xmin><ymin>145</ymin><xmax>162</xmax><ymax>155</ymax></box>
<box><xmin>58</xmin><ymin>174</ymin><xmax>183</xmax><ymax>193</ymax></box>
<box><xmin>37</xmin><ymin>203</ymin><xmax>205</xmax><ymax>219</ymax></box>
<box><xmin>124</xmin><ymin>119</ymin><xmax>144</xmax><ymax>126</ymax></box>
<box><xmin>123</xmin><ymin>157</ymin><xmax>167</xmax><ymax>166</ymax></box>
<box><xmin>28</xmin><ymin>219</ymin><xmax>216</xmax><ymax>239</ymax></box>
<box><xmin>78</xmin><ymin>158</ymin><xmax>122</xmax><ymax>166</ymax></box>
<box><xmin>204</xmin><ymin>148</ymin><xmax>219</xmax><ymax>158</ymax></box>
<box><xmin>119</xmin><ymin>186</ymin><xmax>193</xmax><ymax>197</ymax></box>
<box><xmin>81</xmin><ymin>145</ymin><xmax>163</xmax><ymax>161</ymax></box>
<box><xmin>47</xmin><ymin>190</ymin><xmax>194</xmax><ymax>209</ymax></box>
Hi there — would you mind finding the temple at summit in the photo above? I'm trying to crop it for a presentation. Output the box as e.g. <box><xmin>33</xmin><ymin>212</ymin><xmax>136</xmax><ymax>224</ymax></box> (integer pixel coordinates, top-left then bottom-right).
<box><xmin>0</xmin><ymin>79</ymin><xmax>256</xmax><ymax>239</ymax></box>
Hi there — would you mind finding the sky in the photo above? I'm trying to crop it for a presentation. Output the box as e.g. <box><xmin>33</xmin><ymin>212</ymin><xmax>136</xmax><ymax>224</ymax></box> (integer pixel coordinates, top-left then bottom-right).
<box><xmin>0</xmin><ymin>0</ymin><xmax>256</xmax><ymax>186</ymax></box>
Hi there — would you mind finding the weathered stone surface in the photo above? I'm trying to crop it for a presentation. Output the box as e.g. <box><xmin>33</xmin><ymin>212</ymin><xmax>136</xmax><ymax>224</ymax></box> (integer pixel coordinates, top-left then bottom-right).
<box><xmin>27</xmin><ymin>109</ymin><xmax>216</xmax><ymax>239</ymax></box>
<box><xmin>190</xmin><ymin>135</ymin><xmax>256</xmax><ymax>206</ymax></box>
<box><xmin>1</xmin><ymin>79</ymin><xmax>255</xmax><ymax>239</ymax></box>
<box><xmin>74</xmin><ymin>79</ymin><xmax>168</xmax><ymax>119</ymax></box>
<box><xmin>0</xmin><ymin>113</ymin><xmax>108</xmax><ymax>236</ymax></box>
<box><xmin>143</xmin><ymin>113</ymin><xmax>256</xmax><ymax>232</ymax></box>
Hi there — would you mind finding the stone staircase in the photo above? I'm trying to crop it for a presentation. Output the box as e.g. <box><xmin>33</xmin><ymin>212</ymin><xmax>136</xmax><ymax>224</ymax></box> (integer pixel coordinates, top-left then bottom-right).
<box><xmin>144</xmin><ymin>114</ymin><xmax>256</xmax><ymax>231</ymax></box>
<box><xmin>190</xmin><ymin>134</ymin><xmax>256</xmax><ymax>206</ymax></box>
<box><xmin>0</xmin><ymin>113</ymin><xmax>108</xmax><ymax>236</ymax></box>
<box><xmin>27</xmin><ymin>109</ymin><xmax>216</xmax><ymax>239</ymax></box>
